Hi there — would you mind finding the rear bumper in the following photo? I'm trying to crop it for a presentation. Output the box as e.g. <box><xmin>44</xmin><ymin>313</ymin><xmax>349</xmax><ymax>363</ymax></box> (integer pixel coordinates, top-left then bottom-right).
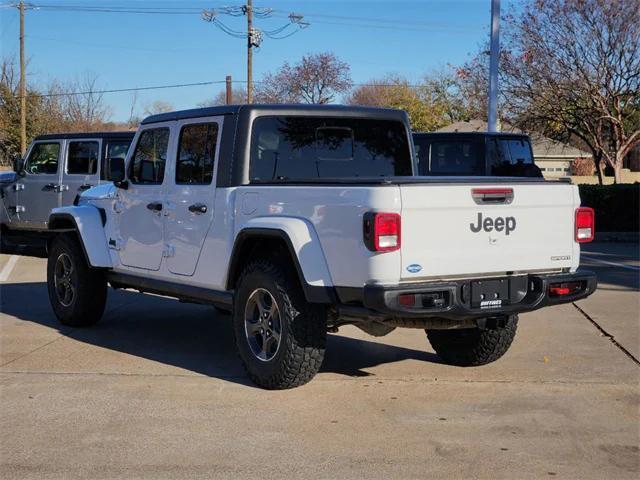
<box><xmin>359</xmin><ymin>271</ymin><xmax>597</xmax><ymax>320</ymax></box>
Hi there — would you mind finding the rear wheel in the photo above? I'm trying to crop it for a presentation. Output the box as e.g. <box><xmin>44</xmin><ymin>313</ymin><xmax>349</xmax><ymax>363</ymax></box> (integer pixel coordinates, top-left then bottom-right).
<box><xmin>47</xmin><ymin>233</ymin><xmax>107</xmax><ymax>327</ymax></box>
<box><xmin>426</xmin><ymin>315</ymin><xmax>518</xmax><ymax>366</ymax></box>
<box><xmin>232</xmin><ymin>259</ymin><xmax>326</xmax><ymax>389</ymax></box>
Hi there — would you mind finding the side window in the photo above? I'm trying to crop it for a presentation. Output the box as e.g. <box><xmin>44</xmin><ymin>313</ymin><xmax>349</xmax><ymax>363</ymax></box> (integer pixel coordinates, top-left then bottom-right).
<box><xmin>176</xmin><ymin>123</ymin><xmax>218</xmax><ymax>185</ymax></box>
<box><xmin>67</xmin><ymin>141</ymin><xmax>99</xmax><ymax>175</ymax></box>
<box><xmin>505</xmin><ymin>139</ymin><xmax>533</xmax><ymax>164</ymax></box>
<box><xmin>102</xmin><ymin>140</ymin><xmax>132</xmax><ymax>180</ymax></box>
<box><xmin>129</xmin><ymin>128</ymin><xmax>169</xmax><ymax>184</ymax></box>
<box><xmin>24</xmin><ymin>142</ymin><xmax>60</xmax><ymax>174</ymax></box>
<box><xmin>413</xmin><ymin>138</ymin><xmax>430</xmax><ymax>175</ymax></box>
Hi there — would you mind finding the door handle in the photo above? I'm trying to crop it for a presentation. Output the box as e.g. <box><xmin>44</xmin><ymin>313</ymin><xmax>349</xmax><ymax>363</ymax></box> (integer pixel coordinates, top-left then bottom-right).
<box><xmin>146</xmin><ymin>202</ymin><xmax>163</xmax><ymax>212</ymax></box>
<box><xmin>78</xmin><ymin>184</ymin><xmax>93</xmax><ymax>191</ymax></box>
<box><xmin>188</xmin><ymin>203</ymin><xmax>207</xmax><ymax>214</ymax></box>
<box><xmin>43</xmin><ymin>183</ymin><xmax>57</xmax><ymax>191</ymax></box>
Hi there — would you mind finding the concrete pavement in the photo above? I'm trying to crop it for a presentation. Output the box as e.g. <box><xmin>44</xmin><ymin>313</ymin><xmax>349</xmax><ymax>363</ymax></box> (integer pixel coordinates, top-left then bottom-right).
<box><xmin>1</xmin><ymin>245</ymin><xmax>638</xmax><ymax>479</ymax></box>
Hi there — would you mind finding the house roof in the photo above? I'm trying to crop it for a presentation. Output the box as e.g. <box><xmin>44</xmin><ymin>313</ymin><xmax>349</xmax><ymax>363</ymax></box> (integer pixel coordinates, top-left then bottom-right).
<box><xmin>436</xmin><ymin>120</ymin><xmax>592</xmax><ymax>158</ymax></box>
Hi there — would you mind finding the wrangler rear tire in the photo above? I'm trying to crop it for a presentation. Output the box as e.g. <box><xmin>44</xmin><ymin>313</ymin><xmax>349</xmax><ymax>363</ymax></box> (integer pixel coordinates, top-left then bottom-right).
<box><xmin>233</xmin><ymin>259</ymin><xmax>326</xmax><ymax>389</ymax></box>
<box><xmin>426</xmin><ymin>315</ymin><xmax>518</xmax><ymax>366</ymax></box>
<box><xmin>47</xmin><ymin>233</ymin><xmax>107</xmax><ymax>327</ymax></box>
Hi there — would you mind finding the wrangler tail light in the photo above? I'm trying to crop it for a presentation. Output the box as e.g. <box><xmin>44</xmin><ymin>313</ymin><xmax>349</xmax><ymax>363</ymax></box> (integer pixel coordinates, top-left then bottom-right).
<box><xmin>575</xmin><ymin>207</ymin><xmax>595</xmax><ymax>243</ymax></box>
<box><xmin>363</xmin><ymin>212</ymin><xmax>401</xmax><ymax>252</ymax></box>
<box><xmin>549</xmin><ymin>281</ymin><xmax>584</xmax><ymax>297</ymax></box>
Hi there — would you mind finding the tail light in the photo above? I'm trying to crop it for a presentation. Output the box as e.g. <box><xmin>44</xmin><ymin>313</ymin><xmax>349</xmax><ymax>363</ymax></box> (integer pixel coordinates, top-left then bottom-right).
<box><xmin>549</xmin><ymin>281</ymin><xmax>584</xmax><ymax>297</ymax></box>
<box><xmin>575</xmin><ymin>207</ymin><xmax>595</xmax><ymax>243</ymax></box>
<box><xmin>363</xmin><ymin>212</ymin><xmax>401</xmax><ymax>252</ymax></box>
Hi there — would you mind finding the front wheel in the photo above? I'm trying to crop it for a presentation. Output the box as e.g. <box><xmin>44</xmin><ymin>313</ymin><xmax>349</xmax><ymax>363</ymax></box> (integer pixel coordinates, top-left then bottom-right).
<box><xmin>47</xmin><ymin>233</ymin><xmax>107</xmax><ymax>327</ymax></box>
<box><xmin>426</xmin><ymin>315</ymin><xmax>518</xmax><ymax>366</ymax></box>
<box><xmin>232</xmin><ymin>259</ymin><xmax>326</xmax><ymax>389</ymax></box>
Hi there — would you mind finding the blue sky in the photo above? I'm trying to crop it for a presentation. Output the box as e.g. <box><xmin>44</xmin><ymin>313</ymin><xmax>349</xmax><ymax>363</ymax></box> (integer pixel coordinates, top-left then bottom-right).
<box><xmin>0</xmin><ymin>0</ymin><xmax>510</xmax><ymax>121</ymax></box>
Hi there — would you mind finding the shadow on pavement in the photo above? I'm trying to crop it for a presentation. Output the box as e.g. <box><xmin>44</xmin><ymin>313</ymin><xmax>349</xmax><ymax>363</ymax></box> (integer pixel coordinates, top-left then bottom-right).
<box><xmin>0</xmin><ymin>282</ymin><xmax>440</xmax><ymax>386</ymax></box>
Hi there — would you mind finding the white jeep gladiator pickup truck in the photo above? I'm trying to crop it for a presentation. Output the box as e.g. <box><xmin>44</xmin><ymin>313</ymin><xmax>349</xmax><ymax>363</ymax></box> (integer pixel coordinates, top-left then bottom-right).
<box><xmin>44</xmin><ymin>104</ymin><xmax>597</xmax><ymax>389</ymax></box>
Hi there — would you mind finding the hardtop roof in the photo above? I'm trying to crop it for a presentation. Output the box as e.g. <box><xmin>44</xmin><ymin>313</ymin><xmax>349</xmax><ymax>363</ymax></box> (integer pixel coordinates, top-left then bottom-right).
<box><xmin>140</xmin><ymin>103</ymin><xmax>408</xmax><ymax>125</ymax></box>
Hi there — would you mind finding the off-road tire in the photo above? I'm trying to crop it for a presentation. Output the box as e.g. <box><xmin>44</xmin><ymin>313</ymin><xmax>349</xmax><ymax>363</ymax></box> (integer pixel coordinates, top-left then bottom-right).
<box><xmin>426</xmin><ymin>315</ymin><xmax>518</xmax><ymax>366</ymax></box>
<box><xmin>47</xmin><ymin>233</ymin><xmax>107</xmax><ymax>327</ymax></box>
<box><xmin>233</xmin><ymin>259</ymin><xmax>326</xmax><ymax>389</ymax></box>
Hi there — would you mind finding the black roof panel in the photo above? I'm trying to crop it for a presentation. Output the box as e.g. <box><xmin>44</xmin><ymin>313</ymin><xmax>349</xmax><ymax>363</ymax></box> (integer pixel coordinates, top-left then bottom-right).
<box><xmin>412</xmin><ymin>131</ymin><xmax>528</xmax><ymax>138</ymax></box>
<box><xmin>34</xmin><ymin>131</ymin><xmax>135</xmax><ymax>141</ymax></box>
<box><xmin>141</xmin><ymin>103</ymin><xmax>407</xmax><ymax>125</ymax></box>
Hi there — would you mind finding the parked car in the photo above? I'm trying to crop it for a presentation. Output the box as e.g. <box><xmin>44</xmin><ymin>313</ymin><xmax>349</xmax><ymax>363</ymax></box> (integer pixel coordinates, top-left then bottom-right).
<box><xmin>1</xmin><ymin>131</ymin><xmax>134</xmax><ymax>253</ymax></box>
<box><xmin>413</xmin><ymin>131</ymin><xmax>543</xmax><ymax>177</ymax></box>
<box><xmin>43</xmin><ymin>105</ymin><xmax>595</xmax><ymax>389</ymax></box>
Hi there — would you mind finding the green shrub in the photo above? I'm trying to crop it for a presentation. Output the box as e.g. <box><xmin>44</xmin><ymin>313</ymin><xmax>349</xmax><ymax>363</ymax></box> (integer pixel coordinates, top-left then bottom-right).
<box><xmin>578</xmin><ymin>183</ymin><xmax>639</xmax><ymax>232</ymax></box>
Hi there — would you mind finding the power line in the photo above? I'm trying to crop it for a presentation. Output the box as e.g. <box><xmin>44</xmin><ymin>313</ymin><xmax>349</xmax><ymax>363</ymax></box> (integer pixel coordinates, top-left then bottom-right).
<box><xmin>17</xmin><ymin>80</ymin><xmax>226</xmax><ymax>99</ymax></box>
<box><xmin>12</xmin><ymin>79</ymin><xmax>430</xmax><ymax>100</ymax></box>
<box><xmin>0</xmin><ymin>2</ymin><xmax>482</xmax><ymax>32</ymax></box>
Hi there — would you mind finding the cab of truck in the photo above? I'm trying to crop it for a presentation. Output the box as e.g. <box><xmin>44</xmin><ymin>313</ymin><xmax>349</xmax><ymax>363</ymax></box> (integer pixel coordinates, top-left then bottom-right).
<box><xmin>412</xmin><ymin>132</ymin><xmax>542</xmax><ymax>178</ymax></box>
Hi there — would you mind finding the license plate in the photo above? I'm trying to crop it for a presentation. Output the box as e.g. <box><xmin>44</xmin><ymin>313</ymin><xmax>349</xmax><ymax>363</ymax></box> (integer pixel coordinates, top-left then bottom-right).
<box><xmin>471</xmin><ymin>278</ymin><xmax>509</xmax><ymax>309</ymax></box>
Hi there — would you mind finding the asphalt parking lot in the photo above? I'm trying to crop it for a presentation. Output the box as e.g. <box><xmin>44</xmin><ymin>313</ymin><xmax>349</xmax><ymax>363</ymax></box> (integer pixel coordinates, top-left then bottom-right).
<box><xmin>1</xmin><ymin>243</ymin><xmax>638</xmax><ymax>479</ymax></box>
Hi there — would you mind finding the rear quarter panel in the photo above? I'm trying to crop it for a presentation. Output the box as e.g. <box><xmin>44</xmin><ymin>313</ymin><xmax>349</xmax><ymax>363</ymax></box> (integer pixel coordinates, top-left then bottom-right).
<box><xmin>203</xmin><ymin>185</ymin><xmax>404</xmax><ymax>289</ymax></box>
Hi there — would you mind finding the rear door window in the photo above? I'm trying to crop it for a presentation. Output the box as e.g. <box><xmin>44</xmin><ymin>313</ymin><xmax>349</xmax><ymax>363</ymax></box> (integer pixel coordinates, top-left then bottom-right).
<box><xmin>129</xmin><ymin>128</ymin><xmax>170</xmax><ymax>185</ymax></box>
<box><xmin>24</xmin><ymin>142</ymin><xmax>60</xmax><ymax>174</ymax></box>
<box><xmin>250</xmin><ymin>116</ymin><xmax>412</xmax><ymax>180</ymax></box>
<box><xmin>67</xmin><ymin>141</ymin><xmax>99</xmax><ymax>175</ymax></box>
<box><xmin>103</xmin><ymin>140</ymin><xmax>132</xmax><ymax>180</ymax></box>
<box><xmin>176</xmin><ymin>123</ymin><xmax>218</xmax><ymax>185</ymax></box>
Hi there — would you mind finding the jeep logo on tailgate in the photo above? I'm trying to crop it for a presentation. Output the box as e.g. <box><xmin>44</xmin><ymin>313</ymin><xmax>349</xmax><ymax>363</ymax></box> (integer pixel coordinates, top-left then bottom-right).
<box><xmin>470</xmin><ymin>212</ymin><xmax>516</xmax><ymax>235</ymax></box>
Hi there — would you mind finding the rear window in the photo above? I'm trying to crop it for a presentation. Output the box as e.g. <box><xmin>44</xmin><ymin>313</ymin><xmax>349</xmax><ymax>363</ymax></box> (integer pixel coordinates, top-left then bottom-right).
<box><xmin>488</xmin><ymin>137</ymin><xmax>539</xmax><ymax>177</ymax></box>
<box><xmin>420</xmin><ymin>140</ymin><xmax>484</xmax><ymax>176</ymax></box>
<box><xmin>250</xmin><ymin>116</ymin><xmax>412</xmax><ymax>181</ymax></box>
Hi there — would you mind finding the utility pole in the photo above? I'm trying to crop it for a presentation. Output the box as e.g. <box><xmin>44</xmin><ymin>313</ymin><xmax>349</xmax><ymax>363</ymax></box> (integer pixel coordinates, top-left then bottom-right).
<box><xmin>487</xmin><ymin>0</ymin><xmax>500</xmax><ymax>133</ymax></box>
<box><xmin>225</xmin><ymin>75</ymin><xmax>233</xmax><ymax>104</ymax></box>
<box><xmin>19</xmin><ymin>0</ymin><xmax>26</xmax><ymax>155</ymax></box>
<box><xmin>246</xmin><ymin>0</ymin><xmax>253</xmax><ymax>103</ymax></box>
<box><xmin>201</xmin><ymin>6</ymin><xmax>308</xmax><ymax>105</ymax></box>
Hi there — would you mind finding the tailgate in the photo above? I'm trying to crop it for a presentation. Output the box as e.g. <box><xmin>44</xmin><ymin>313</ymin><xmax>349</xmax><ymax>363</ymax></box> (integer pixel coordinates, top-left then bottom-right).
<box><xmin>399</xmin><ymin>182</ymin><xmax>579</xmax><ymax>280</ymax></box>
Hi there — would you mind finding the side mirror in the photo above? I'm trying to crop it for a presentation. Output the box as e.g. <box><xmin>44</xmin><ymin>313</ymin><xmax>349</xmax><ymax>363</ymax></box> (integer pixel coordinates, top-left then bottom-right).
<box><xmin>108</xmin><ymin>157</ymin><xmax>128</xmax><ymax>188</ymax></box>
<box><xmin>12</xmin><ymin>156</ymin><xmax>25</xmax><ymax>176</ymax></box>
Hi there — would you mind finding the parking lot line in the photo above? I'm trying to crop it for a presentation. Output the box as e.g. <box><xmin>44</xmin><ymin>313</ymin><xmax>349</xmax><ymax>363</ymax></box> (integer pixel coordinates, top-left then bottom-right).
<box><xmin>581</xmin><ymin>253</ymin><xmax>640</xmax><ymax>271</ymax></box>
<box><xmin>0</xmin><ymin>255</ymin><xmax>19</xmax><ymax>282</ymax></box>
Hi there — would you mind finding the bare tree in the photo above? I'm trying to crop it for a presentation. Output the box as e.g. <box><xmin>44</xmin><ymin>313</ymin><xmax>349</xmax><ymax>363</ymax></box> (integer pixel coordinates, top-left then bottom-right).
<box><xmin>61</xmin><ymin>73</ymin><xmax>112</xmax><ymax>131</ymax></box>
<box><xmin>127</xmin><ymin>90</ymin><xmax>141</xmax><ymax>128</ymax></box>
<box><xmin>199</xmin><ymin>87</ymin><xmax>247</xmax><ymax>107</ymax></box>
<box><xmin>143</xmin><ymin>100</ymin><xmax>174</xmax><ymax>116</ymax></box>
<box><xmin>500</xmin><ymin>0</ymin><xmax>640</xmax><ymax>183</ymax></box>
<box><xmin>256</xmin><ymin>52</ymin><xmax>352</xmax><ymax>104</ymax></box>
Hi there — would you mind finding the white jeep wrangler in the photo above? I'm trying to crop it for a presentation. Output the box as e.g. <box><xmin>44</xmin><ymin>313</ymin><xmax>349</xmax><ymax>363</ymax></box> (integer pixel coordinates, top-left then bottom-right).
<box><xmin>45</xmin><ymin>105</ymin><xmax>597</xmax><ymax>389</ymax></box>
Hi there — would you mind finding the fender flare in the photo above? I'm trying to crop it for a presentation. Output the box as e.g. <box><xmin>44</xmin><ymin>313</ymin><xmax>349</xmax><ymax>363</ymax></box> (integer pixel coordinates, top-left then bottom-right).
<box><xmin>48</xmin><ymin>206</ymin><xmax>112</xmax><ymax>268</ymax></box>
<box><xmin>228</xmin><ymin>217</ymin><xmax>335</xmax><ymax>303</ymax></box>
